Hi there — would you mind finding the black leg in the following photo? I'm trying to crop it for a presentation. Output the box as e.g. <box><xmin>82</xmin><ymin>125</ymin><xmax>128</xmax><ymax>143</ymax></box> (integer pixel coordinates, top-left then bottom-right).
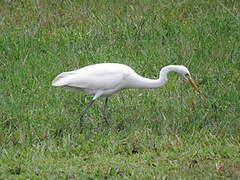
<box><xmin>80</xmin><ymin>99</ymin><xmax>95</xmax><ymax>127</ymax></box>
<box><xmin>103</xmin><ymin>97</ymin><xmax>110</xmax><ymax>125</ymax></box>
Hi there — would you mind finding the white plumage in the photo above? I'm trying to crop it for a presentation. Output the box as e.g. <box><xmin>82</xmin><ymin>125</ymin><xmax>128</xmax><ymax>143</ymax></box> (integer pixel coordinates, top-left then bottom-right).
<box><xmin>52</xmin><ymin>63</ymin><xmax>134</xmax><ymax>99</ymax></box>
<box><xmin>52</xmin><ymin>63</ymin><xmax>198</xmax><ymax>126</ymax></box>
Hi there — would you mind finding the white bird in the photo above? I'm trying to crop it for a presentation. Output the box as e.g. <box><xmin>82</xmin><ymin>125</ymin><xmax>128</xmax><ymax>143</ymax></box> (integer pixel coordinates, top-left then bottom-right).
<box><xmin>52</xmin><ymin>63</ymin><xmax>198</xmax><ymax>126</ymax></box>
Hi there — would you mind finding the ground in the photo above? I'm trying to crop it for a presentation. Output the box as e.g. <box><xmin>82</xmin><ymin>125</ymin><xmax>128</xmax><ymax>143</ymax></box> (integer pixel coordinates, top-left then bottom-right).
<box><xmin>0</xmin><ymin>0</ymin><xmax>240</xmax><ymax>179</ymax></box>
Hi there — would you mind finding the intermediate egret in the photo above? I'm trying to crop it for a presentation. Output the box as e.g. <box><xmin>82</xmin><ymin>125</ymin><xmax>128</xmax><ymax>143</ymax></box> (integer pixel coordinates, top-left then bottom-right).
<box><xmin>52</xmin><ymin>63</ymin><xmax>198</xmax><ymax>125</ymax></box>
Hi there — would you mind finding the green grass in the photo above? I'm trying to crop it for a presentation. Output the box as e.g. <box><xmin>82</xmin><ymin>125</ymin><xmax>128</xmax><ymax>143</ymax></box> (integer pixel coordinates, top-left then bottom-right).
<box><xmin>0</xmin><ymin>0</ymin><xmax>240</xmax><ymax>179</ymax></box>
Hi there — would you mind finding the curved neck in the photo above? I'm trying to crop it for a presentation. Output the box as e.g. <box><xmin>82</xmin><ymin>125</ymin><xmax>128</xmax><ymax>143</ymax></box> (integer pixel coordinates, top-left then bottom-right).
<box><xmin>127</xmin><ymin>65</ymin><xmax>177</xmax><ymax>89</ymax></box>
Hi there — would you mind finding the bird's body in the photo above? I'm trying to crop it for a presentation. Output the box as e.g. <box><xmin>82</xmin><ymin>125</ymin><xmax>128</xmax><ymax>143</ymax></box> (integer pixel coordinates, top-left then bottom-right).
<box><xmin>53</xmin><ymin>63</ymin><xmax>135</xmax><ymax>98</ymax></box>
<box><xmin>52</xmin><ymin>63</ymin><xmax>198</xmax><ymax>126</ymax></box>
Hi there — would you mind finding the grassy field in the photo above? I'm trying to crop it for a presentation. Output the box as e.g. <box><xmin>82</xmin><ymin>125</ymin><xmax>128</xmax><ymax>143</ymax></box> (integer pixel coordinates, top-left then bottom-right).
<box><xmin>0</xmin><ymin>0</ymin><xmax>240</xmax><ymax>179</ymax></box>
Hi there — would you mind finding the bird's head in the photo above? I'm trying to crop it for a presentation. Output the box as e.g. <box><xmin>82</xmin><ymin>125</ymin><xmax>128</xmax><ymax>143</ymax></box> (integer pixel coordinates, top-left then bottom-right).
<box><xmin>171</xmin><ymin>65</ymin><xmax>199</xmax><ymax>92</ymax></box>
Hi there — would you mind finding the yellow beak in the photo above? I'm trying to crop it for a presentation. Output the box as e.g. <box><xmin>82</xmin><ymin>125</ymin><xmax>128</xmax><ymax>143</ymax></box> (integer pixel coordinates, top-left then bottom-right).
<box><xmin>187</xmin><ymin>77</ymin><xmax>200</xmax><ymax>92</ymax></box>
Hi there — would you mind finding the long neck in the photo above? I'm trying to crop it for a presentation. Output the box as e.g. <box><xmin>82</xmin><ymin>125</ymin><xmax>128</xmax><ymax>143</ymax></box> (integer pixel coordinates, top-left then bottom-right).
<box><xmin>127</xmin><ymin>65</ymin><xmax>175</xmax><ymax>89</ymax></box>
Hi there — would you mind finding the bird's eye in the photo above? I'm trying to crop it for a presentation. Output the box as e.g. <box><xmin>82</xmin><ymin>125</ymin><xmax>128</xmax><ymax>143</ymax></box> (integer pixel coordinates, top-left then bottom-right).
<box><xmin>185</xmin><ymin>73</ymin><xmax>190</xmax><ymax>77</ymax></box>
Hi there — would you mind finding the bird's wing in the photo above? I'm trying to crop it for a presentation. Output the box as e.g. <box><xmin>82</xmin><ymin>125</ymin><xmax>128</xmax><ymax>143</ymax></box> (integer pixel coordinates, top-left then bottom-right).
<box><xmin>52</xmin><ymin>64</ymin><xmax>130</xmax><ymax>90</ymax></box>
<box><xmin>67</xmin><ymin>71</ymin><xmax>126</xmax><ymax>90</ymax></box>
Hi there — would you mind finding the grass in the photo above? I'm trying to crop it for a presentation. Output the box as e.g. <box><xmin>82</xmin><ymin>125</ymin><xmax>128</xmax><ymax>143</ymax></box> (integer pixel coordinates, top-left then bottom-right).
<box><xmin>0</xmin><ymin>0</ymin><xmax>240</xmax><ymax>179</ymax></box>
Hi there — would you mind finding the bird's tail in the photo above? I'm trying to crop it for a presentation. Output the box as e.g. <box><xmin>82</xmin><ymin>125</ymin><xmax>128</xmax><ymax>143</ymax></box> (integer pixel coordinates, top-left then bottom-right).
<box><xmin>52</xmin><ymin>71</ymin><xmax>75</xmax><ymax>86</ymax></box>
